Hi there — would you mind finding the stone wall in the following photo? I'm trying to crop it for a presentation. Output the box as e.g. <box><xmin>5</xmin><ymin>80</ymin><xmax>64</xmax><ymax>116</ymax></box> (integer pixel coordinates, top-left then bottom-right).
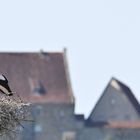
<box><xmin>79</xmin><ymin>127</ymin><xmax>140</xmax><ymax>140</ymax></box>
<box><xmin>20</xmin><ymin>103</ymin><xmax>84</xmax><ymax>140</ymax></box>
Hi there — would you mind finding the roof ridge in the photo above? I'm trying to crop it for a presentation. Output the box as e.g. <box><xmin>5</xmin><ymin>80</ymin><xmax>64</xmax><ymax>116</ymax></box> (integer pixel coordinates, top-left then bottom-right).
<box><xmin>110</xmin><ymin>78</ymin><xmax>140</xmax><ymax>114</ymax></box>
<box><xmin>0</xmin><ymin>52</ymin><xmax>63</xmax><ymax>54</ymax></box>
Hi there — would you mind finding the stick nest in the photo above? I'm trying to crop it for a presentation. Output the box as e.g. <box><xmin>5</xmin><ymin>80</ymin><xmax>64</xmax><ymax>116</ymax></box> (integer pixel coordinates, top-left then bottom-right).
<box><xmin>0</xmin><ymin>95</ymin><xmax>30</xmax><ymax>135</ymax></box>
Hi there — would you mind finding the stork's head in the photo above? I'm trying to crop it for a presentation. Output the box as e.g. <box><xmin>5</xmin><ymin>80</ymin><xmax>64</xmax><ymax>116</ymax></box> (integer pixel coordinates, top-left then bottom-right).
<box><xmin>0</xmin><ymin>74</ymin><xmax>8</xmax><ymax>82</ymax></box>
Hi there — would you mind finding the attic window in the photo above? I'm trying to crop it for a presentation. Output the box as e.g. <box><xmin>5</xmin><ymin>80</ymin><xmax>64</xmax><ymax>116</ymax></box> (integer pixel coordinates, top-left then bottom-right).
<box><xmin>111</xmin><ymin>99</ymin><xmax>116</xmax><ymax>105</ymax></box>
<box><xmin>29</xmin><ymin>78</ymin><xmax>46</xmax><ymax>95</ymax></box>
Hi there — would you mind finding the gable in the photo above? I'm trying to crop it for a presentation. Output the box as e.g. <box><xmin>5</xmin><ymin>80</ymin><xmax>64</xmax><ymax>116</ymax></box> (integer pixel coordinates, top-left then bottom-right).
<box><xmin>88</xmin><ymin>78</ymin><xmax>140</xmax><ymax>122</ymax></box>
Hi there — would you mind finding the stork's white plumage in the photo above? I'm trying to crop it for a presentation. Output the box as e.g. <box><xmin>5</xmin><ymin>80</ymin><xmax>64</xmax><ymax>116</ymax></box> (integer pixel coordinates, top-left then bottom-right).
<box><xmin>0</xmin><ymin>74</ymin><xmax>13</xmax><ymax>96</ymax></box>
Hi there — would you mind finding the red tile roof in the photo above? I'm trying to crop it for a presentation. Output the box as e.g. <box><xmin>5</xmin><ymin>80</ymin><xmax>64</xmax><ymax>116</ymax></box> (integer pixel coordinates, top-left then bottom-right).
<box><xmin>0</xmin><ymin>51</ymin><xmax>74</xmax><ymax>103</ymax></box>
<box><xmin>86</xmin><ymin>121</ymin><xmax>140</xmax><ymax>128</ymax></box>
<box><xmin>106</xmin><ymin>121</ymin><xmax>140</xmax><ymax>129</ymax></box>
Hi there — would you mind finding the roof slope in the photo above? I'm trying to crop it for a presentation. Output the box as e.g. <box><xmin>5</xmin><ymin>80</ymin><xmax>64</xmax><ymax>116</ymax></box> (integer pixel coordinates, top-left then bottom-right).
<box><xmin>88</xmin><ymin>78</ymin><xmax>140</xmax><ymax>122</ymax></box>
<box><xmin>0</xmin><ymin>51</ymin><xmax>74</xmax><ymax>103</ymax></box>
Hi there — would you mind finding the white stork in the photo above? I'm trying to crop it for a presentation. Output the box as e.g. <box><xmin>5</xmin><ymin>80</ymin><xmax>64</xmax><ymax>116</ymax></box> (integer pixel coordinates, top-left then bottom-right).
<box><xmin>0</xmin><ymin>74</ymin><xmax>13</xmax><ymax>96</ymax></box>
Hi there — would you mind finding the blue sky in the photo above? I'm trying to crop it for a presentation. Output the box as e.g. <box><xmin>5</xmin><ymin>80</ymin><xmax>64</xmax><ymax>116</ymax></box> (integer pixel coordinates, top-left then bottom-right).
<box><xmin>0</xmin><ymin>0</ymin><xmax>140</xmax><ymax>117</ymax></box>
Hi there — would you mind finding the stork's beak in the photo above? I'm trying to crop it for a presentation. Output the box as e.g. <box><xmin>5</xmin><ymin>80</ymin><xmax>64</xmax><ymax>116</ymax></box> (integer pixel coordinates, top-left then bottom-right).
<box><xmin>8</xmin><ymin>91</ymin><xmax>16</xmax><ymax>96</ymax></box>
<box><xmin>8</xmin><ymin>92</ymin><xmax>13</xmax><ymax>96</ymax></box>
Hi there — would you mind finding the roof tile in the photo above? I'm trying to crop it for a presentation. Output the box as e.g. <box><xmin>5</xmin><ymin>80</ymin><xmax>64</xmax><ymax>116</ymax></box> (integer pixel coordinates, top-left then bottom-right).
<box><xmin>0</xmin><ymin>52</ymin><xmax>73</xmax><ymax>103</ymax></box>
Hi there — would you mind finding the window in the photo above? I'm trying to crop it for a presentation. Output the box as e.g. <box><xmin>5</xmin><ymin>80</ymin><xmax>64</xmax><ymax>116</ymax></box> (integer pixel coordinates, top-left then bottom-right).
<box><xmin>62</xmin><ymin>132</ymin><xmax>76</xmax><ymax>140</ymax></box>
<box><xmin>33</xmin><ymin>81</ymin><xmax>46</xmax><ymax>95</ymax></box>
<box><xmin>60</xmin><ymin>111</ymin><xmax>65</xmax><ymax>117</ymax></box>
<box><xmin>35</xmin><ymin>105</ymin><xmax>43</xmax><ymax>115</ymax></box>
<box><xmin>34</xmin><ymin>124</ymin><xmax>42</xmax><ymax>132</ymax></box>
<box><xmin>111</xmin><ymin>99</ymin><xmax>116</xmax><ymax>105</ymax></box>
<box><xmin>125</xmin><ymin>115</ymin><xmax>130</xmax><ymax>120</ymax></box>
<box><xmin>29</xmin><ymin>78</ymin><xmax>46</xmax><ymax>96</ymax></box>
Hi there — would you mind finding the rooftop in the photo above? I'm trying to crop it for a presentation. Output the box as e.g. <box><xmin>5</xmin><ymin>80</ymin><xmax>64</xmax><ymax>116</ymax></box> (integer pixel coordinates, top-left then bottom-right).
<box><xmin>0</xmin><ymin>51</ymin><xmax>74</xmax><ymax>103</ymax></box>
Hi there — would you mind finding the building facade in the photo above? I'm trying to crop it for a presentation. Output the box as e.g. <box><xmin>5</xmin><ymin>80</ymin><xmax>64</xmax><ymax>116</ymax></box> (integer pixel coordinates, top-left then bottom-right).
<box><xmin>0</xmin><ymin>50</ymin><xmax>140</xmax><ymax>140</ymax></box>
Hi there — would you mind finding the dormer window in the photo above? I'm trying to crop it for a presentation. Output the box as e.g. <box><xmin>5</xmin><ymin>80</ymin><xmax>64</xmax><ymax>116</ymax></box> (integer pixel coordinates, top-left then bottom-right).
<box><xmin>33</xmin><ymin>82</ymin><xmax>46</xmax><ymax>95</ymax></box>
<box><xmin>29</xmin><ymin>78</ymin><xmax>46</xmax><ymax>96</ymax></box>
